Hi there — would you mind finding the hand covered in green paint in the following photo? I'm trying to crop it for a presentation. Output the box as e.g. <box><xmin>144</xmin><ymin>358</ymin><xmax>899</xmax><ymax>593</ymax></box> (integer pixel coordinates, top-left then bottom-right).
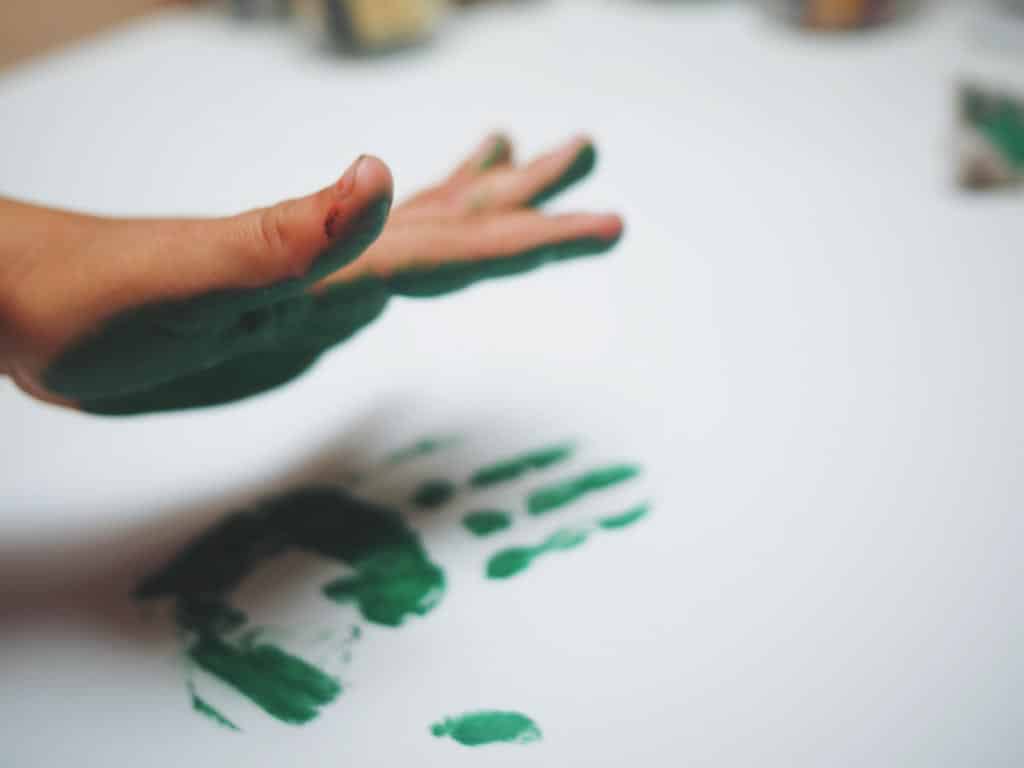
<box><xmin>0</xmin><ymin>135</ymin><xmax>621</xmax><ymax>415</ymax></box>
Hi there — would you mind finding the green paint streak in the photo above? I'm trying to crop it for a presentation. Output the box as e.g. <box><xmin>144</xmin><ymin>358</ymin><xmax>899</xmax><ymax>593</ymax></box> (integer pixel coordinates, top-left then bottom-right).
<box><xmin>385</xmin><ymin>436</ymin><xmax>457</xmax><ymax>465</ymax></box>
<box><xmin>383</xmin><ymin>233</ymin><xmax>620</xmax><ymax>299</ymax></box>
<box><xmin>191</xmin><ymin>691</ymin><xmax>241</xmax><ymax>732</ymax></box>
<box><xmin>431</xmin><ymin>710</ymin><xmax>541</xmax><ymax>747</ymax></box>
<box><xmin>412</xmin><ymin>479</ymin><xmax>456</xmax><ymax>509</ymax></box>
<box><xmin>486</xmin><ymin>528</ymin><xmax>589</xmax><ymax>580</ymax></box>
<box><xmin>189</xmin><ymin>634</ymin><xmax>340</xmax><ymax>725</ymax></box>
<box><xmin>139</xmin><ymin>486</ymin><xmax>444</xmax><ymax>724</ymax></box>
<box><xmin>598</xmin><ymin>502</ymin><xmax>650</xmax><ymax>530</ymax></box>
<box><xmin>487</xmin><ymin>502</ymin><xmax>650</xmax><ymax>580</ymax></box>
<box><xmin>530</xmin><ymin>143</ymin><xmax>597</xmax><ymax>207</ymax></box>
<box><xmin>470</xmin><ymin>443</ymin><xmax>575</xmax><ymax>488</ymax></box>
<box><xmin>527</xmin><ymin>464</ymin><xmax>640</xmax><ymax>516</ymax></box>
<box><xmin>479</xmin><ymin>137</ymin><xmax>511</xmax><ymax>171</ymax></box>
<box><xmin>965</xmin><ymin>85</ymin><xmax>1024</xmax><ymax>168</ymax></box>
<box><xmin>462</xmin><ymin>509</ymin><xmax>512</xmax><ymax>537</ymax></box>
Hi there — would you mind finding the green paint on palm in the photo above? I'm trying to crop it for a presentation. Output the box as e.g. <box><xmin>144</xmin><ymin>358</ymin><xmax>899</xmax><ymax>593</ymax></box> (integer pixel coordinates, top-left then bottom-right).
<box><xmin>412</xmin><ymin>479</ymin><xmax>456</xmax><ymax>509</ymax></box>
<box><xmin>527</xmin><ymin>464</ymin><xmax>640</xmax><ymax>516</ymax></box>
<box><xmin>47</xmin><ymin>138</ymin><xmax>612</xmax><ymax>416</ymax></box>
<box><xmin>138</xmin><ymin>487</ymin><xmax>444</xmax><ymax>724</ymax></box>
<box><xmin>45</xmin><ymin>197</ymin><xmax>392</xmax><ymax>413</ymax></box>
<box><xmin>190</xmin><ymin>689</ymin><xmax>240</xmax><ymax>732</ymax></box>
<box><xmin>189</xmin><ymin>634</ymin><xmax>340</xmax><ymax>725</ymax></box>
<box><xmin>598</xmin><ymin>502</ymin><xmax>650</xmax><ymax>530</ymax></box>
<box><xmin>462</xmin><ymin>509</ymin><xmax>512</xmax><ymax>537</ymax></box>
<box><xmin>431</xmin><ymin>710</ymin><xmax>541</xmax><ymax>747</ymax></box>
<box><xmin>470</xmin><ymin>443</ymin><xmax>575</xmax><ymax>488</ymax></box>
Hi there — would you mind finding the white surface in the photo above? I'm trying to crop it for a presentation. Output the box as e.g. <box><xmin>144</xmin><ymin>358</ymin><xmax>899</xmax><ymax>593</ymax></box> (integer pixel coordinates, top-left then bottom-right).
<box><xmin>1</xmin><ymin>2</ymin><xmax>1022</xmax><ymax>765</ymax></box>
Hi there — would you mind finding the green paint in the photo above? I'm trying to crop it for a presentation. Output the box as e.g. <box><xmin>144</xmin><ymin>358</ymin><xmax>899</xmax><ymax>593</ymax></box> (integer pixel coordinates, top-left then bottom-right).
<box><xmin>527</xmin><ymin>464</ymin><xmax>640</xmax><ymax>516</ymax></box>
<box><xmin>470</xmin><ymin>442</ymin><xmax>575</xmax><ymax>488</ymax></box>
<box><xmin>486</xmin><ymin>502</ymin><xmax>650</xmax><ymax>580</ymax></box>
<box><xmin>486</xmin><ymin>528</ymin><xmax>589</xmax><ymax>580</ymax></box>
<box><xmin>139</xmin><ymin>486</ymin><xmax>444</xmax><ymax>724</ymax></box>
<box><xmin>188</xmin><ymin>634</ymin><xmax>340</xmax><ymax>725</ymax></box>
<box><xmin>530</xmin><ymin>143</ymin><xmax>597</xmax><ymax>207</ymax></box>
<box><xmin>462</xmin><ymin>509</ymin><xmax>512</xmax><ymax>537</ymax></box>
<box><xmin>479</xmin><ymin>137</ymin><xmax>511</xmax><ymax>171</ymax></box>
<box><xmin>190</xmin><ymin>689</ymin><xmax>241</xmax><ymax>732</ymax></box>
<box><xmin>383</xmin><ymin>233</ymin><xmax>619</xmax><ymax>299</ymax></box>
<box><xmin>412</xmin><ymin>479</ymin><xmax>456</xmax><ymax>509</ymax></box>
<box><xmin>385</xmin><ymin>436</ymin><xmax>457</xmax><ymax>465</ymax></box>
<box><xmin>430</xmin><ymin>710</ymin><xmax>541</xmax><ymax>747</ymax></box>
<box><xmin>965</xmin><ymin>85</ymin><xmax>1024</xmax><ymax>168</ymax></box>
<box><xmin>45</xmin><ymin>197</ymin><xmax>392</xmax><ymax>413</ymax></box>
<box><xmin>598</xmin><ymin>502</ymin><xmax>650</xmax><ymax>530</ymax></box>
<box><xmin>44</xmin><ymin>138</ymin><xmax>615</xmax><ymax>415</ymax></box>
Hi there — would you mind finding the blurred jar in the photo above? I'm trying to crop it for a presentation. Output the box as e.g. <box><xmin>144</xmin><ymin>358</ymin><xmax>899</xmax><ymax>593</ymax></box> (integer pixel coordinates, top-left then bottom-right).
<box><xmin>761</xmin><ymin>0</ymin><xmax>912</xmax><ymax>30</ymax></box>
<box><xmin>295</xmin><ymin>0</ymin><xmax>448</xmax><ymax>52</ymax></box>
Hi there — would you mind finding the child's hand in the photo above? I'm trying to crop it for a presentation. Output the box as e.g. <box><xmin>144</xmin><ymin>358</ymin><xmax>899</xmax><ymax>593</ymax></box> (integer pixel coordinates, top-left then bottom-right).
<box><xmin>0</xmin><ymin>134</ymin><xmax>622</xmax><ymax>415</ymax></box>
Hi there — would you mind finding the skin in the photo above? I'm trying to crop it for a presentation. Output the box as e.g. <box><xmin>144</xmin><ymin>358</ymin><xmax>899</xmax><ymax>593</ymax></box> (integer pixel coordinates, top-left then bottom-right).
<box><xmin>0</xmin><ymin>134</ymin><xmax>622</xmax><ymax>414</ymax></box>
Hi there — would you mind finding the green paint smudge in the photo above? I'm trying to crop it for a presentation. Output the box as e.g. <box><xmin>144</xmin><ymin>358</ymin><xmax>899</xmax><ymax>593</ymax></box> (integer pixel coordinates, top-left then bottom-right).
<box><xmin>190</xmin><ymin>689</ymin><xmax>241</xmax><ymax>732</ymax></box>
<box><xmin>486</xmin><ymin>528</ymin><xmax>589</xmax><ymax>580</ymax></box>
<box><xmin>598</xmin><ymin>502</ymin><xmax>650</xmax><ymax>530</ymax></box>
<box><xmin>385</xmin><ymin>436</ymin><xmax>457</xmax><ymax>465</ymax></box>
<box><xmin>431</xmin><ymin>710</ymin><xmax>541</xmax><ymax>747</ymax></box>
<box><xmin>188</xmin><ymin>634</ymin><xmax>340</xmax><ymax>725</ymax></box>
<box><xmin>486</xmin><ymin>502</ymin><xmax>650</xmax><ymax>580</ymax></box>
<box><xmin>462</xmin><ymin>509</ymin><xmax>512</xmax><ymax>537</ymax></box>
<box><xmin>470</xmin><ymin>443</ymin><xmax>575</xmax><ymax>488</ymax></box>
<box><xmin>479</xmin><ymin>137</ymin><xmax>511</xmax><ymax>171</ymax></box>
<box><xmin>139</xmin><ymin>487</ymin><xmax>444</xmax><ymax>725</ymax></box>
<box><xmin>527</xmin><ymin>464</ymin><xmax>640</xmax><ymax>516</ymax></box>
<box><xmin>530</xmin><ymin>143</ymin><xmax>597</xmax><ymax>207</ymax></box>
<box><xmin>412</xmin><ymin>479</ymin><xmax>456</xmax><ymax>509</ymax></box>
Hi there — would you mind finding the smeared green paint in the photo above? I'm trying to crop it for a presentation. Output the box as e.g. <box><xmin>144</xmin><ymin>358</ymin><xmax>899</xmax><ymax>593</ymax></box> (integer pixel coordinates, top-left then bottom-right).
<box><xmin>527</xmin><ymin>464</ymin><xmax>640</xmax><ymax>516</ymax></box>
<box><xmin>470</xmin><ymin>443</ymin><xmax>575</xmax><ymax>488</ymax></box>
<box><xmin>462</xmin><ymin>509</ymin><xmax>512</xmax><ymax>537</ymax></box>
<box><xmin>487</xmin><ymin>502</ymin><xmax>650</xmax><ymax>580</ymax></box>
<box><xmin>487</xmin><ymin>528</ymin><xmax>589</xmax><ymax>580</ymax></box>
<box><xmin>431</xmin><ymin>710</ymin><xmax>541</xmax><ymax>747</ymax></box>
<box><xmin>46</xmin><ymin>138</ymin><xmax>616</xmax><ymax>415</ymax></box>
<box><xmin>385</xmin><ymin>436</ymin><xmax>457</xmax><ymax>465</ymax></box>
<box><xmin>189</xmin><ymin>683</ymin><xmax>240</xmax><ymax>732</ymax></box>
<box><xmin>964</xmin><ymin>85</ymin><xmax>1024</xmax><ymax>168</ymax></box>
<box><xmin>412</xmin><ymin>479</ymin><xmax>456</xmax><ymax>509</ymax></box>
<box><xmin>530</xmin><ymin>143</ymin><xmax>597</xmax><ymax>207</ymax></box>
<box><xmin>479</xmin><ymin>137</ymin><xmax>511</xmax><ymax>171</ymax></box>
<box><xmin>598</xmin><ymin>502</ymin><xmax>650</xmax><ymax>530</ymax></box>
<box><xmin>139</xmin><ymin>486</ymin><xmax>444</xmax><ymax>725</ymax></box>
<box><xmin>189</xmin><ymin>634</ymin><xmax>340</xmax><ymax>725</ymax></box>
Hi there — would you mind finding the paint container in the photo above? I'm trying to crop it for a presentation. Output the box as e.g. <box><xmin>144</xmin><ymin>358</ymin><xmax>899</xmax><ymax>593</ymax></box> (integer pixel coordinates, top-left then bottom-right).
<box><xmin>321</xmin><ymin>0</ymin><xmax>448</xmax><ymax>53</ymax></box>
<box><xmin>955</xmin><ymin>10</ymin><xmax>1024</xmax><ymax>191</ymax></box>
<box><xmin>761</xmin><ymin>0</ymin><xmax>912</xmax><ymax>30</ymax></box>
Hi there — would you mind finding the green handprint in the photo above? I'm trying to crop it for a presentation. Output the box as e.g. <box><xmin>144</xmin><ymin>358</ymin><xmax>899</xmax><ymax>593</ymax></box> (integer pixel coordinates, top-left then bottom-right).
<box><xmin>137</xmin><ymin>435</ymin><xmax>649</xmax><ymax>737</ymax></box>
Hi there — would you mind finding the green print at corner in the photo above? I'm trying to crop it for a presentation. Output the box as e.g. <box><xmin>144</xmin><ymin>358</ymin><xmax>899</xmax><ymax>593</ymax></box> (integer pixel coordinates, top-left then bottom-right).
<box><xmin>45</xmin><ymin>142</ymin><xmax>611</xmax><ymax>416</ymax></box>
<box><xmin>431</xmin><ymin>710</ymin><xmax>542</xmax><ymax>747</ymax></box>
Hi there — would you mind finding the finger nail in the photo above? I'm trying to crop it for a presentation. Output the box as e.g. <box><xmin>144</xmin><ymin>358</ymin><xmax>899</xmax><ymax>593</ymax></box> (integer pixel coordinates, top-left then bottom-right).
<box><xmin>479</xmin><ymin>136</ymin><xmax>508</xmax><ymax>171</ymax></box>
<box><xmin>336</xmin><ymin>154</ymin><xmax>367</xmax><ymax>198</ymax></box>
